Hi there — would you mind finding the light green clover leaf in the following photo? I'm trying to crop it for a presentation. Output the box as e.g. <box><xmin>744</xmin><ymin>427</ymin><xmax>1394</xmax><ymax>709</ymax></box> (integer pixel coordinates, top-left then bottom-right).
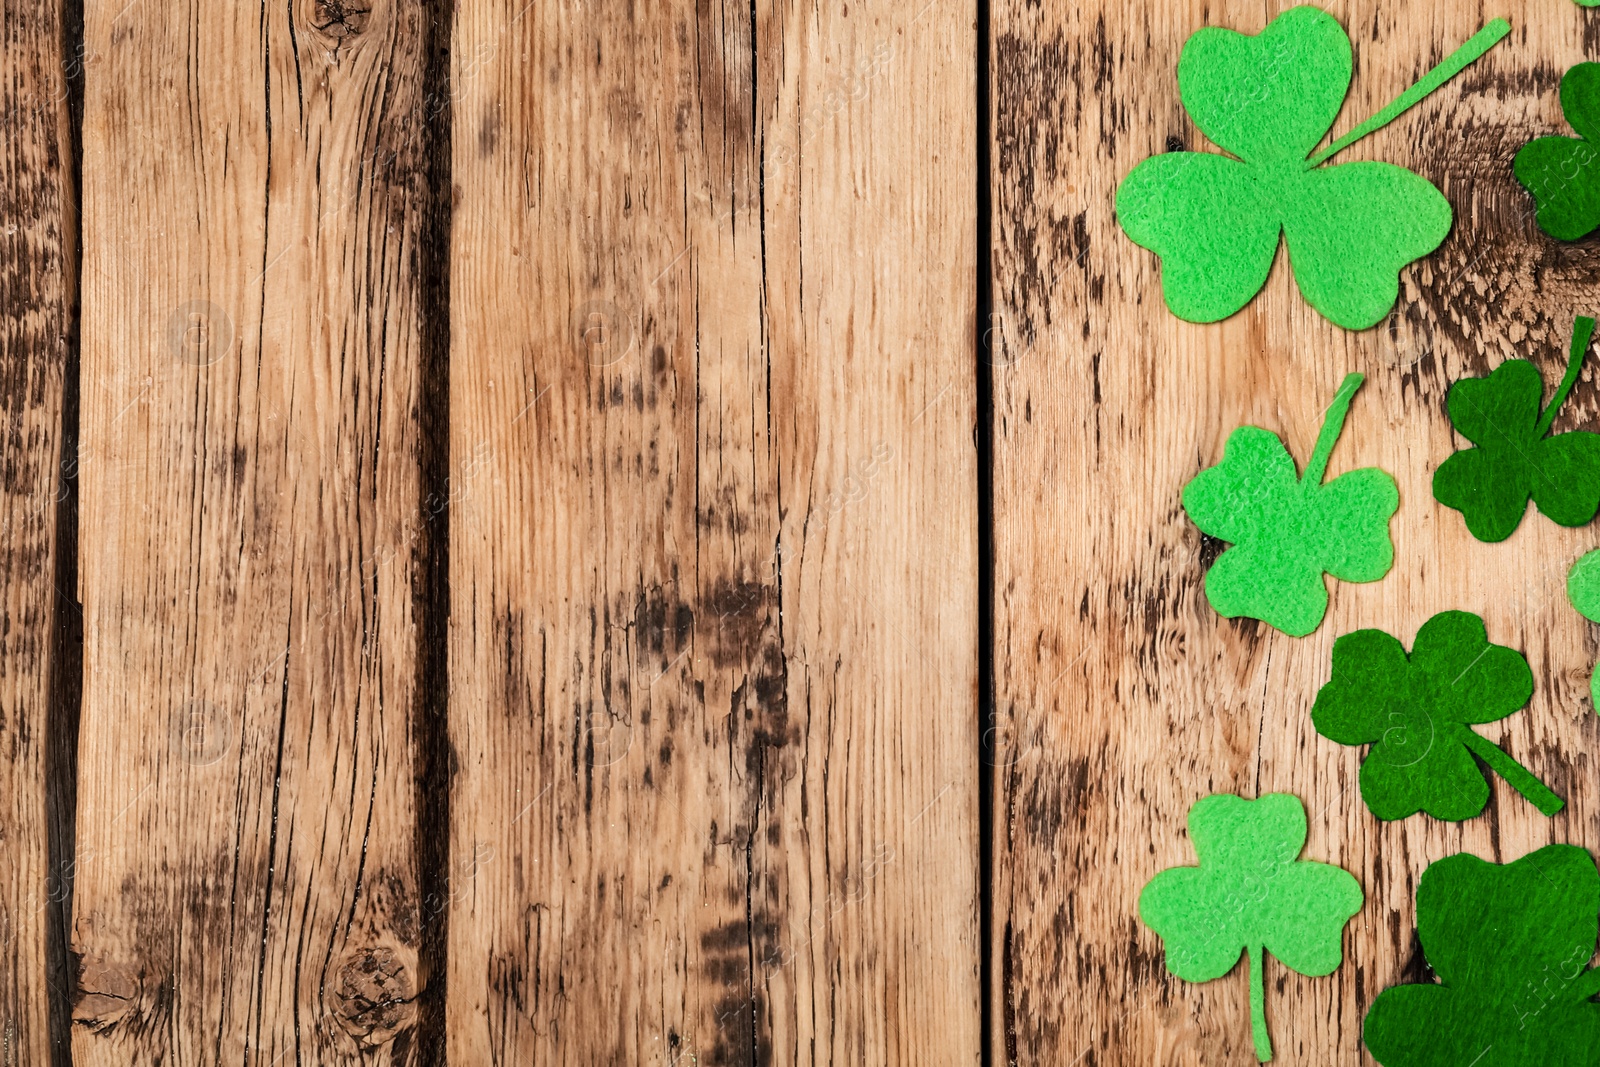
<box><xmin>1117</xmin><ymin>7</ymin><xmax>1509</xmax><ymax>329</ymax></box>
<box><xmin>1183</xmin><ymin>373</ymin><xmax>1398</xmax><ymax>637</ymax></box>
<box><xmin>1141</xmin><ymin>793</ymin><xmax>1363</xmax><ymax>1062</ymax></box>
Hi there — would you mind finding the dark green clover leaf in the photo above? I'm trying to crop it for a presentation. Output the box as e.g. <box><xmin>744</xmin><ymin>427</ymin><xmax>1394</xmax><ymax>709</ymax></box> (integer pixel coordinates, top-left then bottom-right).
<box><xmin>1311</xmin><ymin>610</ymin><xmax>1564</xmax><ymax>821</ymax></box>
<box><xmin>1364</xmin><ymin>845</ymin><xmax>1600</xmax><ymax>1067</ymax></box>
<box><xmin>1183</xmin><ymin>373</ymin><xmax>1397</xmax><ymax>637</ymax></box>
<box><xmin>1116</xmin><ymin>8</ymin><xmax>1508</xmax><ymax>329</ymax></box>
<box><xmin>1434</xmin><ymin>316</ymin><xmax>1600</xmax><ymax>542</ymax></box>
<box><xmin>1140</xmin><ymin>793</ymin><xmax>1362</xmax><ymax>1062</ymax></box>
<box><xmin>1515</xmin><ymin>63</ymin><xmax>1600</xmax><ymax>241</ymax></box>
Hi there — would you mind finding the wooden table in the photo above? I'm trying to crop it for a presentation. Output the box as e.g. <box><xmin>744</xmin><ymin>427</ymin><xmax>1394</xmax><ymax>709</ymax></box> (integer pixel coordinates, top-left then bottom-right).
<box><xmin>0</xmin><ymin>0</ymin><xmax>1593</xmax><ymax>1062</ymax></box>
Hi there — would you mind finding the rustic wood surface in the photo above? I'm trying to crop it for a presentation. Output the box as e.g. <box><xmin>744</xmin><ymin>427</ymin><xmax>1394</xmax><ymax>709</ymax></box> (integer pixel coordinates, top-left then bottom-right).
<box><xmin>71</xmin><ymin>0</ymin><xmax>447</xmax><ymax>1061</ymax></box>
<box><xmin>0</xmin><ymin>0</ymin><xmax>76</xmax><ymax>1062</ymax></box>
<box><xmin>447</xmin><ymin>0</ymin><xmax>978</xmax><ymax>1062</ymax></box>
<box><xmin>1</xmin><ymin>0</ymin><xmax>1597</xmax><ymax>1062</ymax></box>
<box><xmin>992</xmin><ymin>1</ymin><xmax>1600</xmax><ymax>1064</ymax></box>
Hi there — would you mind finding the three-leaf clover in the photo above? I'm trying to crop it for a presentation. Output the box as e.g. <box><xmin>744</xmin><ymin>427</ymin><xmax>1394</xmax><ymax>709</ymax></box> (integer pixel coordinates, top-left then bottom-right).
<box><xmin>1140</xmin><ymin>793</ymin><xmax>1363</xmax><ymax>1063</ymax></box>
<box><xmin>1183</xmin><ymin>372</ymin><xmax>1398</xmax><ymax>636</ymax></box>
<box><xmin>1116</xmin><ymin>7</ymin><xmax>1509</xmax><ymax>329</ymax></box>
<box><xmin>1515</xmin><ymin>63</ymin><xmax>1600</xmax><ymax>241</ymax></box>
<box><xmin>1363</xmin><ymin>845</ymin><xmax>1600</xmax><ymax>1067</ymax></box>
<box><xmin>1311</xmin><ymin>610</ymin><xmax>1564</xmax><ymax>821</ymax></box>
<box><xmin>1567</xmin><ymin>548</ymin><xmax>1600</xmax><ymax>713</ymax></box>
<box><xmin>1433</xmin><ymin>316</ymin><xmax>1600</xmax><ymax>542</ymax></box>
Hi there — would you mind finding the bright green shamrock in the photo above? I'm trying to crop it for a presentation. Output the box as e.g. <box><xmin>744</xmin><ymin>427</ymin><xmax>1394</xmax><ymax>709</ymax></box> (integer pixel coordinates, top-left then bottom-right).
<box><xmin>1364</xmin><ymin>845</ymin><xmax>1600</xmax><ymax>1067</ymax></box>
<box><xmin>1311</xmin><ymin>610</ymin><xmax>1564</xmax><ymax>821</ymax></box>
<box><xmin>1140</xmin><ymin>793</ymin><xmax>1362</xmax><ymax>1062</ymax></box>
<box><xmin>1182</xmin><ymin>372</ymin><xmax>1397</xmax><ymax>637</ymax></box>
<box><xmin>1433</xmin><ymin>316</ymin><xmax>1600</xmax><ymax>542</ymax></box>
<box><xmin>1567</xmin><ymin>548</ymin><xmax>1600</xmax><ymax>712</ymax></box>
<box><xmin>1116</xmin><ymin>8</ymin><xmax>1509</xmax><ymax>329</ymax></box>
<box><xmin>1515</xmin><ymin>63</ymin><xmax>1600</xmax><ymax>239</ymax></box>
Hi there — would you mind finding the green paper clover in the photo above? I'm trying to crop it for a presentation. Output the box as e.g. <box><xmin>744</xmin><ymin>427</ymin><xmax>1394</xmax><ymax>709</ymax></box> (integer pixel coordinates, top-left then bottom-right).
<box><xmin>1311</xmin><ymin>610</ymin><xmax>1564</xmax><ymax>821</ymax></box>
<box><xmin>1567</xmin><ymin>548</ymin><xmax>1600</xmax><ymax>712</ymax></box>
<box><xmin>1140</xmin><ymin>793</ymin><xmax>1363</xmax><ymax>1063</ymax></box>
<box><xmin>1364</xmin><ymin>845</ymin><xmax>1600</xmax><ymax>1067</ymax></box>
<box><xmin>1433</xmin><ymin>316</ymin><xmax>1600</xmax><ymax>542</ymax></box>
<box><xmin>1116</xmin><ymin>7</ymin><xmax>1509</xmax><ymax>329</ymax></box>
<box><xmin>1183</xmin><ymin>372</ymin><xmax>1397</xmax><ymax>637</ymax></box>
<box><xmin>1515</xmin><ymin>64</ymin><xmax>1600</xmax><ymax>240</ymax></box>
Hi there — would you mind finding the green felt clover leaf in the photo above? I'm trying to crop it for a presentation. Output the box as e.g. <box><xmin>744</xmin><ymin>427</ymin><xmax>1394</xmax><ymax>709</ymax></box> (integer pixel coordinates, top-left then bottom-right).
<box><xmin>1364</xmin><ymin>845</ymin><xmax>1600</xmax><ymax>1067</ymax></box>
<box><xmin>1117</xmin><ymin>8</ymin><xmax>1509</xmax><ymax>330</ymax></box>
<box><xmin>1140</xmin><ymin>793</ymin><xmax>1362</xmax><ymax>1062</ymax></box>
<box><xmin>1183</xmin><ymin>372</ymin><xmax>1398</xmax><ymax>637</ymax></box>
<box><xmin>1515</xmin><ymin>64</ymin><xmax>1600</xmax><ymax>240</ymax></box>
<box><xmin>1434</xmin><ymin>316</ymin><xmax>1600</xmax><ymax>542</ymax></box>
<box><xmin>1311</xmin><ymin>610</ymin><xmax>1564</xmax><ymax>821</ymax></box>
<box><xmin>1567</xmin><ymin>548</ymin><xmax>1600</xmax><ymax>712</ymax></box>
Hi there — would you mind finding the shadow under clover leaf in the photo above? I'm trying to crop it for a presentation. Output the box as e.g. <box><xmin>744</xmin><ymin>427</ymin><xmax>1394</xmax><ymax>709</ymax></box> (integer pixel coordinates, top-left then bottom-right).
<box><xmin>1364</xmin><ymin>845</ymin><xmax>1600</xmax><ymax>1067</ymax></box>
<box><xmin>1434</xmin><ymin>316</ymin><xmax>1600</xmax><ymax>543</ymax></box>
<box><xmin>1311</xmin><ymin>611</ymin><xmax>1563</xmax><ymax>821</ymax></box>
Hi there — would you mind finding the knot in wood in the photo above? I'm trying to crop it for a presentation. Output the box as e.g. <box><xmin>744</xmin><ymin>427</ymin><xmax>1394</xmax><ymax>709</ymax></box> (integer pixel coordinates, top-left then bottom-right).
<box><xmin>71</xmin><ymin>957</ymin><xmax>144</xmax><ymax>1033</ymax></box>
<box><xmin>328</xmin><ymin>945</ymin><xmax>417</xmax><ymax>1047</ymax></box>
<box><xmin>312</xmin><ymin>0</ymin><xmax>370</xmax><ymax>40</ymax></box>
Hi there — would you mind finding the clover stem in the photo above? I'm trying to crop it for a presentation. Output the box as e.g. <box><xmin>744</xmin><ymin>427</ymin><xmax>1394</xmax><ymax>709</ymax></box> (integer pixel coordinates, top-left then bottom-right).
<box><xmin>1451</xmin><ymin>723</ymin><xmax>1566</xmax><ymax>816</ymax></box>
<box><xmin>1248</xmin><ymin>943</ymin><xmax>1272</xmax><ymax>1062</ymax></box>
<box><xmin>1306</xmin><ymin>19</ymin><xmax>1511</xmax><ymax>168</ymax></box>
<box><xmin>1534</xmin><ymin>315</ymin><xmax>1597</xmax><ymax>438</ymax></box>
<box><xmin>1300</xmin><ymin>373</ymin><xmax>1365</xmax><ymax>490</ymax></box>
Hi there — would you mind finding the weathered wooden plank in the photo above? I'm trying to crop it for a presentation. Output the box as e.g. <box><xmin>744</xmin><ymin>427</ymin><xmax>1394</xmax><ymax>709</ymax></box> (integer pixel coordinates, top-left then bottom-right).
<box><xmin>0</xmin><ymin>0</ymin><xmax>76</xmax><ymax>1061</ymax></box>
<box><xmin>991</xmin><ymin>1</ymin><xmax>1600</xmax><ymax>1062</ymax></box>
<box><xmin>72</xmin><ymin>0</ymin><xmax>446</xmax><ymax>1060</ymax></box>
<box><xmin>447</xmin><ymin>0</ymin><xmax>980</xmax><ymax>1061</ymax></box>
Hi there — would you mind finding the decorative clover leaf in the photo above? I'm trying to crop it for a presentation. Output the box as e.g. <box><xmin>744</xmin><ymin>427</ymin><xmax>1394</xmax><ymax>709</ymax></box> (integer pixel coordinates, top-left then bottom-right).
<box><xmin>1182</xmin><ymin>372</ymin><xmax>1397</xmax><ymax>637</ymax></box>
<box><xmin>1364</xmin><ymin>845</ymin><xmax>1600</xmax><ymax>1067</ymax></box>
<box><xmin>1515</xmin><ymin>63</ymin><xmax>1600</xmax><ymax>241</ymax></box>
<box><xmin>1567</xmin><ymin>548</ymin><xmax>1600</xmax><ymax>713</ymax></box>
<box><xmin>1116</xmin><ymin>8</ymin><xmax>1509</xmax><ymax>330</ymax></box>
<box><xmin>1141</xmin><ymin>793</ymin><xmax>1362</xmax><ymax>1062</ymax></box>
<box><xmin>1311</xmin><ymin>610</ymin><xmax>1564</xmax><ymax>821</ymax></box>
<box><xmin>1433</xmin><ymin>316</ymin><xmax>1600</xmax><ymax>542</ymax></box>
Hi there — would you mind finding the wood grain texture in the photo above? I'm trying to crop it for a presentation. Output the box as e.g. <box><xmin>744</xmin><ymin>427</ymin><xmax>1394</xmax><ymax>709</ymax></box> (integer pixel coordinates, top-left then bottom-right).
<box><xmin>0</xmin><ymin>0</ymin><xmax>76</xmax><ymax>1061</ymax></box>
<box><xmin>991</xmin><ymin>1</ymin><xmax>1600</xmax><ymax>1063</ymax></box>
<box><xmin>447</xmin><ymin>0</ymin><xmax>979</xmax><ymax>1062</ymax></box>
<box><xmin>72</xmin><ymin>0</ymin><xmax>445</xmax><ymax>1061</ymax></box>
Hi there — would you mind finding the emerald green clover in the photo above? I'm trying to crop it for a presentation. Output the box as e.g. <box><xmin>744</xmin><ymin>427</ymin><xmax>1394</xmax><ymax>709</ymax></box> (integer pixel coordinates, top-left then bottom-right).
<box><xmin>1311</xmin><ymin>610</ymin><xmax>1564</xmax><ymax>821</ymax></box>
<box><xmin>1433</xmin><ymin>316</ymin><xmax>1600</xmax><ymax>542</ymax></box>
<box><xmin>1116</xmin><ymin>7</ymin><xmax>1509</xmax><ymax>329</ymax></box>
<box><xmin>1515</xmin><ymin>63</ymin><xmax>1600</xmax><ymax>240</ymax></box>
<box><xmin>1182</xmin><ymin>373</ymin><xmax>1397</xmax><ymax>637</ymax></box>
<box><xmin>1140</xmin><ymin>793</ymin><xmax>1363</xmax><ymax>1062</ymax></box>
<box><xmin>1364</xmin><ymin>845</ymin><xmax>1600</xmax><ymax>1067</ymax></box>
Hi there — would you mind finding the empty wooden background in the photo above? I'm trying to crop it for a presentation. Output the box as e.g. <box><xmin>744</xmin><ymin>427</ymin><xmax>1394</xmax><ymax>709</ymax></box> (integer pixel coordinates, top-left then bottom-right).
<box><xmin>0</xmin><ymin>0</ymin><xmax>1594</xmax><ymax>1063</ymax></box>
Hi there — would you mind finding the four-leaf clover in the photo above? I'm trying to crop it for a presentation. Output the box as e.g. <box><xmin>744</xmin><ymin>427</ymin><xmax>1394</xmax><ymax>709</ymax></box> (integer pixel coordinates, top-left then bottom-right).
<box><xmin>1363</xmin><ymin>845</ymin><xmax>1600</xmax><ymax>1067</ymax></box>
<box><xmin>1311</xmin><ymin>611</ymin><xmax>1564</xmax><ymax>821</ymax></box>
<box><xmin>1433</xmin><ymin>316</ymin><xmax>1600</xmax><ymax>542</ymax></box>
<box><xmin>1116</xmin><ymin>7</ymin><xmax>1508</xmax><ymax>329</ymax></box>
<box><xmin>1514</xmin><ymin>63</ymin><xmax>1600</xmax><ymax>241</ymax></box>
<box><xmin>1141</xmin><ymin>793</ymin><xmax>1363</xmax><ymax>1062</ymax></box>
<box><xmin>1183</xmin><ymin>372</ymin><xmax>1397</xmax><ymax>636</ymax></box>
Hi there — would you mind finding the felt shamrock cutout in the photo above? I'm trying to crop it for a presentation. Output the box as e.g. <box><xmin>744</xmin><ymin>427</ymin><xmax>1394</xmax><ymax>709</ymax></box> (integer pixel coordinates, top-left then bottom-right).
<box><xmin>1182</xmin><ymin>372</ymin><xmax>1397</xmax><ymax>637</ymax></box>
<box><xmin>1515</xmin><ymin>64</ymin><xmax>1600</xmax><ymax>240</ymax></box>
<box><xmin>1433</xmin><ymin>316</ymin><xmax>1600</xmax><ymax>542</ymax></box>
<box><xmin>1364</xmin><ymin>845</ymin><xmax>1600</xmax><ymax>1067</ymax></box>
<box><xmin>1567</xmin><ymin>548</ymin><xmax>1600</xmax><ymax>712</ymax></box>
<box><xmin>1140</xmin><ymin>793</ymin><xmax>1363</xmax><ymax>1063</ymax></box>
<box><xmin>1116</xmin><ymin>7</ymin><xmax>1509</xmax><ymax>329</ymax></box>
<box><xmin>1311</xmin><ymin>610</ymin><xmax>1564</xmax><ymax>821</ymax></box>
